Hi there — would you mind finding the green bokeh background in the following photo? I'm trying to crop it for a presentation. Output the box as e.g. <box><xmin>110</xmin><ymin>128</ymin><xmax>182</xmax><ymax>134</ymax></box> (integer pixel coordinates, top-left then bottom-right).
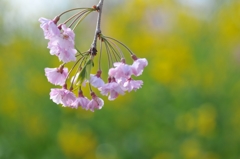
<box><xmin>0</xmin><ymin>0</ymin><xmax>240</xmax><ymax>159</ymax></box>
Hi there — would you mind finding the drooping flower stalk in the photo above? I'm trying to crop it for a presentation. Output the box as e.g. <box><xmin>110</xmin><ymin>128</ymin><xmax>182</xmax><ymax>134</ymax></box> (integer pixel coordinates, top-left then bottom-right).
<box><xmin>103</xmin><ymin>39</ymin><xmax>113</xmax><ymax>68</ymax></box>
<box><xmin>90</xmin><ymin>0</ymin><xmax>104</xmax><ymax>56</ymax></box>
<box><xmin>58</xmin><ymin>8</ymin><xmax>93</xmax><ymax>17</ymax></box>
<box><xmin>102</xmin><ymin>36</ymin><xmax>135</xmax><ymax>55</ymax></box>
<box><xmin>72</xmin><ymin>10</ymin><xmax>94</xmax><ymax>30</ymax></box>
<box><xmin>39</xmin><ymin>0</ymin><xmax>148</xmax><ymax>111</ymax></box>
<box><xmin>68</xmin><ymin>10</ymin><xmax>91</xmax><ymax>28</ymax></box>
<box><xmin>98</xmin><ymin>38</ymin><xmax>103</xmax><ymax>71</ymax></box>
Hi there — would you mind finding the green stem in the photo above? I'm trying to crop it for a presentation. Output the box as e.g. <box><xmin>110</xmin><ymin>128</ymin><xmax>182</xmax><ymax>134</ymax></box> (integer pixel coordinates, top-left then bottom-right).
<box><xmin>72</xmin><ymin>10</ymin><xmax>92</xmax><ymax>31</ymax></box>
<box><xmin>64</xmin><ymin>10</ymin><xmax>89</xmax><ymax>25</ymax></box>
<box><xmin>65</xmin><ymin>56</ymin><xmax>85</xmax><ymax>83</ymax></box>
<box><xmin>107</xmin><ymin>39</ymin><xmax>124</xmax><ymax>59</ymax></box>
<box><xmin>103</xmin><ymin>36</ymin><xmax>134</xmax><ymax>55</ymax></box>
<box><xmin>98</xmin><ymin>40</ymin><xmax>103</xmax><ymax>71</ymax></box>
<box><xmin>75</xmin><ymin>51</ymin><xmax>89</xmax><ymax>57</ymax></box>
<box><xmin>103</xmin><ymin>40</ymin><xmax>112</xmax><ymax>68</ymax></box>
<box><xmin>104</xmin><ymin>39</ymin><xmax>121</xmax><ymax>61</ymax></box>
<box><xmin>89</xmin><ymin>82</ymin><xmax>93</xmax><ymax>92</ymax></box>
<box><xmin>69</xmin><ymin>10</ymin><xmax>91</xmax><ymax>29</ymax></box>
<box><xmin>58</xmin><ymin>8</ymin><xmax>94</xmax><ymax>17</ymax></box>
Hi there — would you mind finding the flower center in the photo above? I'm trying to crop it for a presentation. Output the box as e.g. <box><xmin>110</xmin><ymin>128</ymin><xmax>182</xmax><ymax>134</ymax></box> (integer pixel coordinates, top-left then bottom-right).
<box><xmin>63</xmin><ymin>34</ymin><xmax>69</xmax><ymax>40</ymax></box>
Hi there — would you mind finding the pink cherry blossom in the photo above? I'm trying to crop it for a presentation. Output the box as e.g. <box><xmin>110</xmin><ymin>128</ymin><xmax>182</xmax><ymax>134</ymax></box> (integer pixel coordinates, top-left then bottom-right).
<box><xmin>48</xmin><ymin>24</ymin><xmax>77</xmax><ymax>63</ymax></box>
<box><xmin>87</xmin><ymin>92</ymin><xmax>104</xmax><ymax>112</ymax></box>
<box><xmin>56</xmin><ymin>47</ymin><xmax>77</xmax><ymax>63</ymax></box>
<box><xmin>108</xmin><ymin>62</ymin><xmax>132</xmax><ymax>79</ymax></box>
<box><xmin>99</xmin><ymin>77</ymin><xmax>125</xmax><ymax>100</ymax></box>
<box><xmin>108</xmin><ymin>68</ymin><xmax>117</xmax><ymax>78</ymax></box>
<box><xmin>45</xmin><ymin>67</ymin><xmax>68</xmax><ymax>86</ymax></box>
<box><xmin>71</xmin><ymin>91</ymin><xmax>90</xmax><ymax>109</ymax></box>
<box><xmin>71</xmin><ymin>97</ymin><xmax>90</xmax><ymax>109</ymax></box>
<box><xmin>131</xmin><ymin>57</ymin><xmax>148</xmax><ymax>76</ymax></box>
<box><xmin>90</xmin><ymin>71</ymin><xmax>105</xmax><ymax>88</ymax></box>
<box><xmin>50</xmin><ymin>88</ymin><xmax>76</xmax><ymax>107</ymax></box>
<box><xmin>123</xmin><ymin>78</ymin><xmax>143</xmax><ymax>92</ymax></box>
<box><xmin>61</xmin><ymin>92</ymin><xmax>76</xmax><ymax>107</ymax></box>
<box><xmin>39</xmin><ymin>17</ymin><xmax>60</xmax><ymax>40</ymax></box>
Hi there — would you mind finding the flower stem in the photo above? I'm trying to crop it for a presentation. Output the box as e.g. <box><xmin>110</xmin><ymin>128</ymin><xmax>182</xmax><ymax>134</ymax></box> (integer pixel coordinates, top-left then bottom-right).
<box><xmin>70</xmin><ymin>57</ymin><xmax>86</xmax><ymax>89</ymax></box>
<box><xmin>103</xmin><ymin>36</ymin><xmax>134</xmax><ymax>55</ymax></box>
<box><xmin>103</xmin><ymin>40</ymin><xmax>111</xmax><ymax>68</ymax></box>
<box><xmin>89</xmin><ymin>82</ymin><xmax>93</xmax><ymax>92</ymax></box>
<box><xmin>104</xmin><ymin>39</ymin><xmax>121</xmax><ymax>61</ymax></box>
<box><xmin>72</xmin><ymin>10</ymin><xmax>93</xmax><ymax>31</ymax></box>
<box><xmin>64</xmin><ymin>10</ymin><xmax>89</xmax><ymax>26</ymax></box>
<box><xmin>98</xmin><ymin>40</ymin><xmax>103</xmax><ymax>71</ymax></box>
<box><xmin>65</xmin><ymin>56</ymin><xmax>85</xmax><ymax>83</ymax></box>
<box><xmin>90</xmin><ymin>0</ymin><xmax>104</xmax><ymax>55</ymax></box>
<box><xmin>58</xmin><ymin>8</ymin><xmax>94</xmax><ymax>17</ymax></box>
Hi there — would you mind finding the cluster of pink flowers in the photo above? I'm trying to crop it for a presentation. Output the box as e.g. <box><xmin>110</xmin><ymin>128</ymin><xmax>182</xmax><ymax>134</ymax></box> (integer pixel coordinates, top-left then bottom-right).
<box><xmin>39</xmin><ymin>17</ymin><xmax>77</xmax><ymax>63</ymax></box>
<box><xmin>39</xmin><ymin>12</ymin><xmax>148</xmax><ymax>112</ymax></box>
<box><xmin>99</xmin><ymin>56</ymin><xmax>148</xmax><ymax>101</ymax></box>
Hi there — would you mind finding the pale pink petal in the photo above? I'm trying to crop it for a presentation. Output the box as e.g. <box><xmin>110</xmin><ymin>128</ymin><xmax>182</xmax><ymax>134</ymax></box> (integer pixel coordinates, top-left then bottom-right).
<box><xmin>61</xmin><ymin>90</ymin><xmax>76</xmax><ymax>107</ymax></box>
<box><xmin>121</xmin><ymin>64</ymin><xmax>132</xmax><ymax>77</ymax></box>
<box><xmin>71</xmin><ymin>97</ymin><xmax>90</xmax><ymax>109</ymax></box>
<box><xmin>90</xmin><ymin>74</ymin><xmax>105</xmax><ymax>88</ymax></box>
<box><xmin>99</xmin><ymin>81</ymin><xmax>125</xmax><ymax>100</ymax></box>
<box><xmin>50</xmin><ymin>88</ymin><xmax>65</xmax><ymax>104</ymax></box>
<box><xmin>108</xmin><ymin>90</ymin><xmax>119</xmax><ymax>101</ymax></box>
<box><xmin>61</xmin><ymin>24</ymin><xmax>75</xmax><ymax>41</ymax></box>
<box><xmin>113</xmin><ymin>62</ymin><xmax>122</xmax><ymax>67</ymax></box>
<box><xmin>39</xmin><ymin>17</ymin><xmax>60</xmax><ymax>39</ymax></box>
<box><xmin>99</xmin><ymin>83</ymin><xmax>112</xmax><ymax>96</ymax></box>
<box><xmin>87</xmin><ymin>92</ymin><xmax>104</xmax><ymax>112</ymax></box>
<box><xmin>131</xmin><ymin>58</ymin><xmax>148</xmax><ymax>76</ymax></box>
<box><xmin>108</xmin><ymin>68</ymin><xmax>118</xmax><ymax>77</ymax></box>
<box><xmin>47</xmin><ymin>24</ymin><xmax>77</xmax><ymax>63</ymax></box>
<box><xmin>57</xmin><ymin>49</ymin><xmax>77</xmax><ymax>63</ymax></box>
<box><xmin>45</xmin><ymin>67</ymin><xmax>68</xmax><ymax>86</ymax></box>
<box><xmin>108</xmin><ymin>62</ymin><xmax>132</xmax><ymax>79</ymax></box>
<box><xmin>123</xmin><ymin>79</ymin><xmax>143</xmax><ymax>92</ymax></box>
<box><xmin>49</xmin><ymin>88</ymin><xmax>76</xmax><ymax>107</ymax></box>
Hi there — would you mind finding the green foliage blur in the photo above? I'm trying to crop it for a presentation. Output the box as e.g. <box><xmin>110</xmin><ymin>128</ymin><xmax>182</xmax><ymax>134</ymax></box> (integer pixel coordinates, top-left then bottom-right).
<box><xmin>0</xmin><ymin>1</ymin><xmax>240</xmax><ymax>159</ymax></box>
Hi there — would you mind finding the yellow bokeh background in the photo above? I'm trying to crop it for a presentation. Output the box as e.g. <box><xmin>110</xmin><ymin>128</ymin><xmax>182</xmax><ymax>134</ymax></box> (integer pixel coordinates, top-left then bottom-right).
<box><xmin>0</xmin><ymin>0</ymin><xmax>240</xmax><ymax>158</ymax></box>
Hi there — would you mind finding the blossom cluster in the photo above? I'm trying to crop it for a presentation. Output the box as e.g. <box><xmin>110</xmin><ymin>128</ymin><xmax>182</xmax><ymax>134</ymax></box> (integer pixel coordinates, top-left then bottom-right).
<box><xmin>39</xmin><ymin>17</ymin><xmax>77</xmax><ymax>63</ymax></box>
<box><xmin>39</xmin><ymin>6</ymin><xmax>148</xmax><ymax>111</ymax></box>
